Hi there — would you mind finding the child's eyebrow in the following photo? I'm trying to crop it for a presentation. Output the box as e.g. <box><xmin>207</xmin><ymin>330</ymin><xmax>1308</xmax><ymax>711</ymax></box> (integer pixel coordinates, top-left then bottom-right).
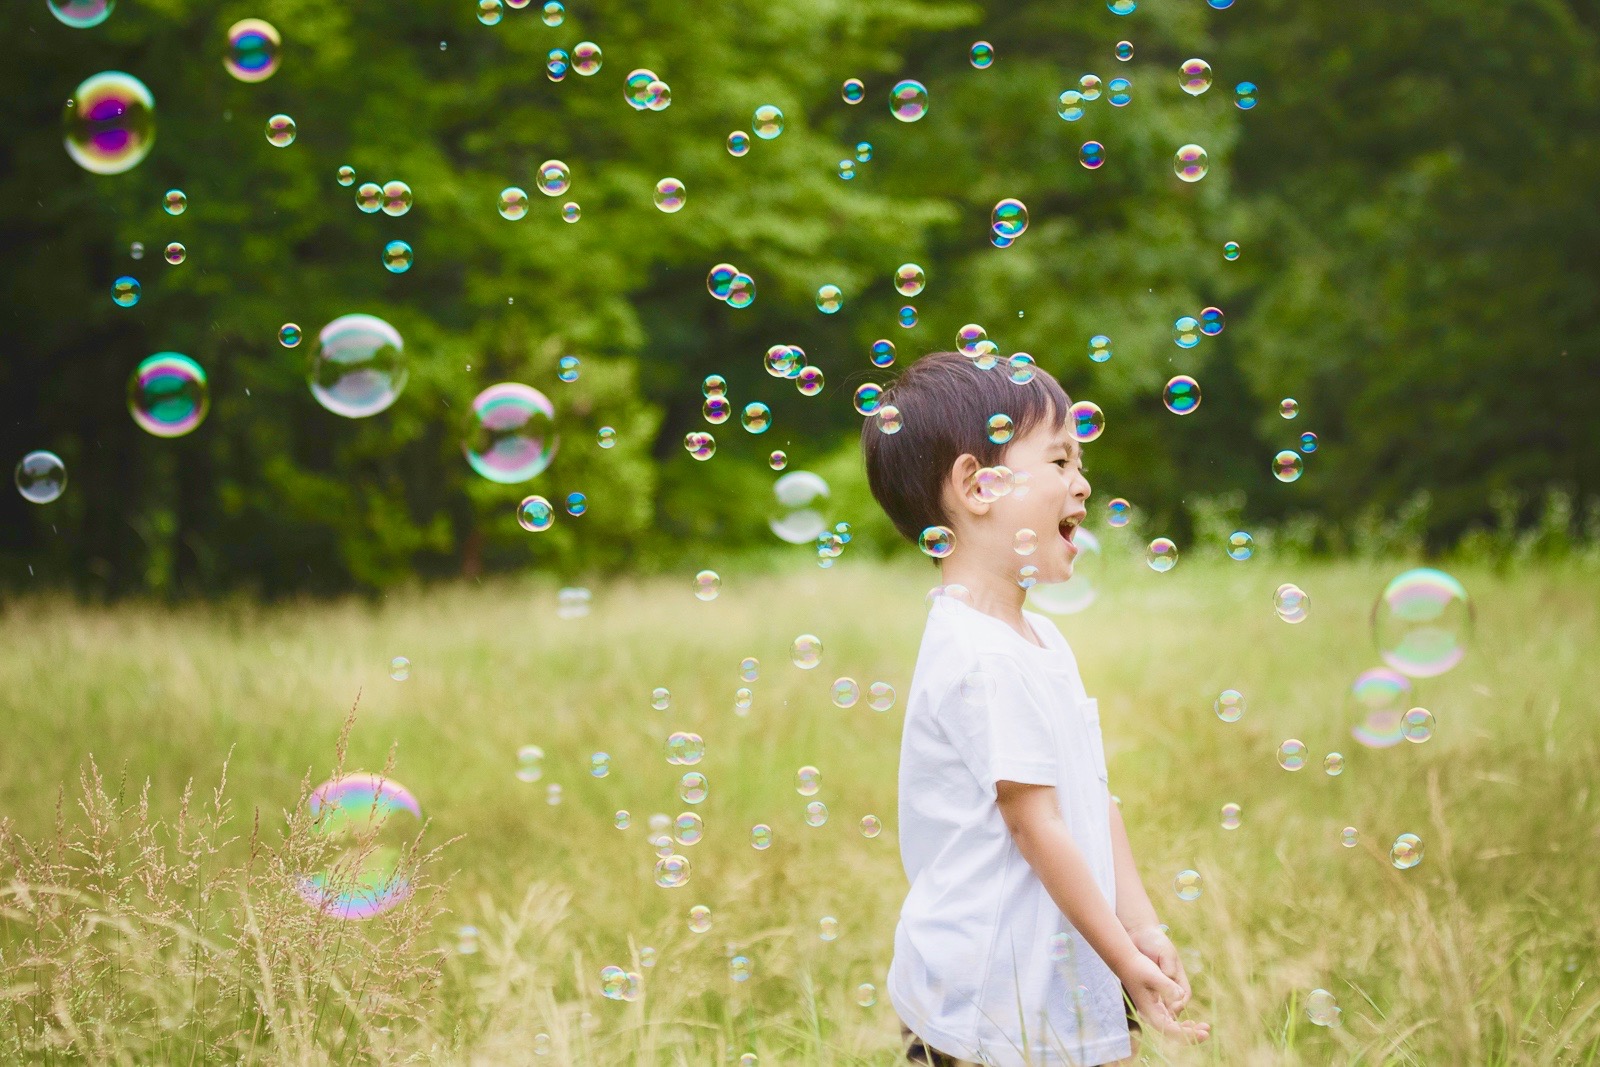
<box><xmin>1050</xmin><ymin>438</ymin><xmax>1083</xmax><ymax>462</ymax></box>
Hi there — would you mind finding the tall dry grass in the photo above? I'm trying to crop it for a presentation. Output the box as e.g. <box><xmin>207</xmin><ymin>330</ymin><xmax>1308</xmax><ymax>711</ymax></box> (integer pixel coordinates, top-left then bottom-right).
<box><xmin>0</xmin><ymin>554</ymin><xmax>1596</xmax><ymax>1063</ymax></box>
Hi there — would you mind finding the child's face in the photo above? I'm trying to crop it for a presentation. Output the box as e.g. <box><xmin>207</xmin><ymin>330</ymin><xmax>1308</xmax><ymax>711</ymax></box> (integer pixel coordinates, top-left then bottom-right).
<box><xmin>979</xmin><ymin>415</ymin><xmax>1092</xmax><ymax>585</ymax></box>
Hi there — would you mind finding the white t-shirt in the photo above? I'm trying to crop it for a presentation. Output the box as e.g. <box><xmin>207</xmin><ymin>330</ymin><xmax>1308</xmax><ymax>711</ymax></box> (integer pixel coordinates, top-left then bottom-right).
<box><xmin>886</xmin><ymin>594</ymin><xmax>1131</xmax><ymax>1067</ymax></box>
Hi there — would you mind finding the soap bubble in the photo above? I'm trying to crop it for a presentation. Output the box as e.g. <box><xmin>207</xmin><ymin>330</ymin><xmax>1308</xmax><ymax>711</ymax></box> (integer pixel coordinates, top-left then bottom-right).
<box><xmin>816</xmin><ymin>284</ymin><xmax>843</xmax><ymax>314</ymax></box>
<box><xmin>355</xmin><ymin>183</ymin><xmax>382</xmax><ymax>213</ymax></box>
<box><xmin>517</xmin><ymin>496</ymin><xmax>554</xmax><ymax>532</ymax></box>
<box><xmin>564</xmin><ymin>490</ymin><xmax>586</xmax><ymax>515</ymax></box>
<box><xmin>856</xmin><ymin>983</ymin><xmax>877</xmax><ymax>1007</ymax></box>
<box><xmin>163</xmin><ymin>242</ymin><xmax>185</xmax><ymax>265</ymax></box>
<box><xmin>654</xmin><ymin>177</ymin><xmax>686</xmax><ymax>212</ymax></box>
<box><xmin>751</xmin><ymin>824</ymin><xmax>773</xmax><ymax>849</ymax></box>
<box><xmin>1107</xmin><ymin>498</ymin><xmax>1131</xmax><ymax>527</ymax></box>
<box><xmin>919</xmin><ymin>526</ymin><xmax>955</xmax><ymax>559</ymax></box>
<box><xmin>623</xmin><ymin>69</ymin><xmax>655</xmax><ymax>109</ymax></box>
<box><xmin>1273</xmin><ymin>450</ymin><xmax>1303</xmax><ymax>482</ymax></box>
<box><xmin>706</xmin><ymin>263</ymin><xmax>738</xmax><ymax>300</ymax></box>
<box><xmin>1086</xmin><ymin>335</ymin><xmax>1112</xmax><ymax>363</ymax></box>
<box><xmin>855</xmin><ymin>384</ymin><xmax>885</xmax><ymax>416</ymax></box>
<box><xmin>894</xmin><ymin>264</ymin><xmax>926</xmax><ymax>298</ymax></box>
<box><xmin>753</xmin><ymin>105</ymin><xmax>784</xmax><ymax>139</ymax></box>
<box><xmin>805</xmin><ymin>801</ymin><xmax>828</xmax><ymax>827</ymax></box>
<box><xmin>684</xmin><ymin>431</ymin><xmax>715</xmax><ymax>460</ymax></box>
<box><xmin>1220</xmin><ymin>803</ymin><xmax>1241</xmax><ymax>830</ymax></box>
<box><xmin>1146</xmin><ymin>538</ymin><xmax>1178</xmax><ymax>572</ymax></box>
<box><xmin>537</xmin><ymin>160</ymin><xmax>571</xmax><ymax>196</ymax></box>
<box><xmin>1276</xmin><ymin>739</ymin><xmax>1307</xmax><ymax>771</ymax></box>
<box><xmin>309</xmin><ymin>314</ymin><xmax>407</xmax><ymax>418</ymax></box>
<box><xmin>840</xmin><ymin>158</ymin><xmax>858</xmax><ymax>180</ymax></box>
<box><xmin>225</xmin><ymin>19</ymin><xmax>280</xmax><ymax>82</ymax></box>
<box><xmin>382</xmin><ymin>240</ymin><xmax>413</xmax><ymax>273</ymax></box>
<box><xmin>727</xmin><ymin>131</ymin><xmax>750</xmax><ymax>156</ymax></box>
<box><xmin>1280</xmin><ymin>398</ymin><xmax>1299</xmax><ymax>419</ymax></box>
<box><xmin>1067</xmin><ymin>400</ymin><xmax>1104</xmax><ymax>443</ymax></box>
<box><xmin>1163</xmin><ymin>376</ymin><xmax>1201</xmax><ymax>414</ymax></box>
<box><xmin>1236</xmin><ymin>81</ymin><xmax>1258</xmax><ymax>110</ymax></box>
<box><xmin>970</xmin><ymin>41</ymin><xmax>994</xmax><ymax>68</ymax></box>
<box><xmin>49</xmin><ymin>0</ymin><xmax>113</xmax><ymax>28</ymax></box>
<box><xmin>1227</xmin><ymin>531</ymin><xmax>1253</xmax><ymax>560</ymax></box>
<box><xmin>876</xmin><ymin>406</ymin><xmax>902</xmax><ymax>434</ymax></box>
<box><xmin>278</xmin><ymin>323</ymin><xmax>302</xmax><ymax>348</ymax></box>
<box><xmin>889</xmin><ymin>80</ymin><xmax>929</xmax><ymax>122</ymax></box>
<box><xmin>111</xmin><ymin>276</ymin><xmax>140</xmax><ymax>307</ymax></box>
<box><xmin>1306</xmin><ymin>989</ymin><xmax>1341</xmax><ymax>1029</ymax></box>
<box><xmin>727</xmin><ymin>273</ymin><xmax>755</xmax><ymax>308</ymax></box>
<box><xmin>870</xmin><ymin>339</ymin><xmax>896</xmax><ymax>367</ymax></box>
<box><xmin>1174</xmin><ymin>144</ymin><xmax>1209</xmax><ymax>182</ymax></box>
<box><xmin>842</xmin><ymin>78</ymin><xmax>865</xmax><ymax>103</ymax></box>
<box><xmin>1115</xmin><ymin>41</ymin><xmax>1133</xmax><ymax>61</ymax></box>
<box><xmin>855</xmin><ymin>142</ymin><xmax>873</xmax><ymax>162</ymax></box>
<box><xmin>1214</xmin><ymin>689</ymin><xmax>1245</xmax><ymax>722</ymax></box>
<box><xmin>679</xmin><ymin>772</ymin><xmax>708</xmax><ymax>804</ymax></box>
<box><xmin>1372</xmin><ymin>568</ymin><xmax>1471</xmax><ymax>677</ymax></box>
<box><xmin>1200</xmin><ymin>307</ymin><xmax>1225</xmax><ymax>336</ymax></box>
<box><xmin>898</xmin><ymin>306</ymin><xmax>918</xmax><ymax>327</ymax></box>
<box><xmin>868</xmin><ymin>682</ymin><xmax>896</xmax><ymax>711</ymax></box>
<box><xmin>1402</xmin><ymin>707</ymin><xmax>1434</xmax><ymax>743</ymax></box>
<box><xmin>1174</xmin><ymin>870</ymin><xmax>1202</xmax><ymax>901</ymax></box>
<box><xmin>986</xmin><ymin>412</ymin><xmax>1014</xmax><ymax>444</ymax></box>
<box><xmin>655</xmin><ymin>854</ymin><xmax>691</xmax><ymax>888</ymax></box>
<box><xmin>297</xmin><ymin>773</ymin><xmax>421</xmax><ymax>920</ymax></box>
<box><xmin>1108</xmin><ymin>0</ymin><xmax>1136</xmax><ymax>13</ymax></box>
<box><xmin>572</xmin><ymin>41</ymin><xmax>602</xmax><ymax>76</ymax></box>
<box><xmin>1390</xmin><ymin>833</ymin><xmax>1423</xmax><ymax>869</ymax></box>
<box><xmin>741</xmin><ymin>402</ymin><xmax>771</xmax><ymax>434</ymax></box>
<box><xmin>498</xmin><ymin>187</ymin><xmax>528</xmax><ymax>220</ymax></box>
<box><xmin>1275</xmin><ymin>583</ymin><xmax>1309</xmax><ymax>623</ymax></box>
<box><xmin>379</xmin><ymin>181</ymin><xmax>412</xmax><ymax>216</ymax></box>
<box><xmin>15</xmin><ymin>451</ymin><xmax>67</xmax><ymax>504</ymax></box>
<box><xmin>644</xmin><ymin>79</ymin><xmax>671</xmax><ymax>111</ymax></box>
<box><xmin>1079</xmin><ymin>141</ymin><xmax>1105</xmax><ymax>169</ymax></box>
<box><xmin>1300</xmin><ymin>431</ymin><xmax>1319</xmax><ymax>453</ymax></box>
<box><xmin>1173</xmin><ymin>317</ymin><xmax>1201</xmax><ymax>349</ymax></box>
<box><xmin>515</xmin><ymin>742</ymin><xmax>547</xmax><ymax>783</ymax></box>
<box><xmin>128</xmin><ymin>353</ymin><xmax>209</xmax><ymax>437</ymax></box>
<box><xmin>476</xmin><ymin>0</ymin><xmax>502</xmax><ymax>24</ymax></box>
<box><xmin>1057</xmin><ymin>90</ymin><xmax>1084</xmax><ymax>122</ymax></box>
<box><xmin>770</xmin><ymin>471</ymin><xmax>830</xmax><ymax>544</ymax></box>
<box><xmin>1079</xmin><ymin>74</ymin><xmax>1103</xmax><ymax>101</ymax></box>
<box><xmin>163</xmin><ymin>189</ymin><xmax>187</xmax><ymax>215</ymax></box>
<box><xmin>1208</xmin><ymin>0</ymin><xmax>1235</xmax><ymax>7</ymax></box>
<box><xmin>1324</xmin><ymin>752</ymin><xmax>1344</xmax><ymax>775</ymax></box>
<box><xmin>464</xmin><ymin>383</ymin><xmax>557</xmax><ymax>482</ymax></box>
<box><xmin>795</xmin><ymin>766</ymin><xmax>821</xmax><ymax>796</ymax></box>
<box><xmin>795</xmin><ymin>366</ymin><xmax>824</xmax><ymax>396</ymax></box>
<box><xmin>64</xmin><ymin>71</ymin><xmax>155</xmax><ymax>175</ymax></box>
<box><xmin>992</xmin><ymin>199</ymin><xmax>1029</xmax><ymax>239</ymax></box>
<box><xmin>596</xmin><ymin>426</ymin><xmax>617</xmax><ymax>448</ymax></box>
<box><xmin>1224</xmin><ymin>241</ymin><xmax>1241</xmax><ymax>260</ymax></box>
<box><xmin>957</xmin><ymin>324</ymin><xmax>988</xmax><ymax>355</ymax></box>
<box><xmin>1341</xmin><ymin>826</ymin><xmax>1358</xmax><ymax>847</ymax></box>
<box><xmin>1028</xmin><ymin>528</ymin><xmax>1102</xmax><ymax>615</ymax></box>
<box><xmin>791</xmin><ymin>635</ymin><xmax>822</xmax><ymax>670</ymax></box>
<box><xmin>541</xmin><ymin>0</ymin><xmax>563</xmax><ymax>24</ymax></box>
<box><xmin>265</xmin><ymin>114</ymin><xmax>296</xmax><ymax>147</ymax></box>
<box><xmin>1180</xmin><ymin>58</ymin><xmax>1213</xmax><ymax>96</ymax></box>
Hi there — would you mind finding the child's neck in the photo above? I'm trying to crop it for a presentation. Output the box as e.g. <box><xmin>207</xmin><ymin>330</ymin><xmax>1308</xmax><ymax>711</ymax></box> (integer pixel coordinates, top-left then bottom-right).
<box><xmin>937</xmin><ymin>561</ymin><xmax>1041</xmax><ymax>647</ymax></box>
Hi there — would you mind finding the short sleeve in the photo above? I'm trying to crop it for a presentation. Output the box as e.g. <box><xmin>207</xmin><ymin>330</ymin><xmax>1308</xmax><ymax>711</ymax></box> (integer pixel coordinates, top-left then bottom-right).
<box><xmin>934</xmin><ymin>653</ymin><xmax>1058</xmax><ymax>797</ymax></box>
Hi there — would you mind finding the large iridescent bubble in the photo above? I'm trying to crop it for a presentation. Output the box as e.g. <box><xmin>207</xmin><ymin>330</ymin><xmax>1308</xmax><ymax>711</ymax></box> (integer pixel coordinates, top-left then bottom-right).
<box><xmin>1027</xmin><ymin>528</ymin><xmax>1101</xmax><ymax>614</ymax></box>
<box><xmin>464</xmin><ymin>383</ymin><xmax>559</xmax><ymax>483</ymax></box>
<box><xmin>1372</xmin><ymin>568</ymin><xmax>1473</xmax><ymax>677</ymax></box>
<box><xmin>127</xmin><ymin>353</ymin><xmax>209</xmax><ymax>438</ymax></box>
<box><xmin>770</xmin><ymin>471</ymin><xmax>829</xmax><ymax>545</ymax></box>
<box><xmin>297</xmin><ymin>773</ymin><xmax>421</xmax><ymax>920</ymax></box>
<box><xmin>49</xmin><ymin>0</ymin><xmax>113</xmax><ymax>28</ymax></box>
<box><xmin>889</xmin><ymin>79</ymin><xmax>929</xmax><ymax>122</ymax></box>
<box><xmin>63</xmin><ymin>71</ymin><xmax>155</xmax><ymax>175</ymax></box>
<box><xmin>309</xmin><ymin>314</ymin><xmax>408</xmax><ymax>418</ymax></box>
<box><xmin>15</xmin><ymin>451</ymin><xmax>67</xmax><ymax>504</ymax></box>
<box><xmin>225</xmin><ymin>19</ymin><xmax>281</xmax><ymax>82</ymax></box>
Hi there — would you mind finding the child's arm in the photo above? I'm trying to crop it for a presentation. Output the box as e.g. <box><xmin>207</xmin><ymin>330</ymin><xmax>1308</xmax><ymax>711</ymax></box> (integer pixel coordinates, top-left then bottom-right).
<box><xmin>996</xmin><ymin>781</ymin><xmax>1210</xmax><ymax>1044</ymax></box>
<box><xmin>1109</xmin><ymin>789</ymin><xmax>1192</xmax><ymax>1010</ymax></box>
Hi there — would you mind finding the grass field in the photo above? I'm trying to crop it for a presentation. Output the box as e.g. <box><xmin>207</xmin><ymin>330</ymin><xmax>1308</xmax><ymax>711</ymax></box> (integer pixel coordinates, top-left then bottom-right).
<box><xmin>1</xmin><ymin>554</ymin><xmax>1597</xmax><ymax>1064</ymax></box>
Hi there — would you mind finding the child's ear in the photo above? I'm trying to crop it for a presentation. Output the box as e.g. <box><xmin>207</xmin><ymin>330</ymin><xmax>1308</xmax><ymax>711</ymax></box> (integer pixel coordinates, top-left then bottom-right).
<box><xmin>947</xmin><ymin>453</ymin><xmax>990</xmax><ymax>517</ymax></box>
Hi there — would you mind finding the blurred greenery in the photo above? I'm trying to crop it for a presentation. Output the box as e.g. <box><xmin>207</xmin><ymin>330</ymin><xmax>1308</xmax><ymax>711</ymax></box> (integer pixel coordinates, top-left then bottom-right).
<box><xmin>2</xmin><ymin>0</ymin><xmax>1596</xmax><ymax>595</ymax></box>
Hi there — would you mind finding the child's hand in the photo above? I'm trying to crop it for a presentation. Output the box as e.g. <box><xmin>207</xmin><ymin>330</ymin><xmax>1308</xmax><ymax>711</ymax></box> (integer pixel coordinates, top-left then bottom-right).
<box><xmin>1128</xmin><ymin>924</ymin><xmax>1192</xmax><ymax>1012</ymax></box>
<box><xmin>1122</xmin><ymin>955</ymin><xmax>1211</xmax><ymax>1044</ymax></box>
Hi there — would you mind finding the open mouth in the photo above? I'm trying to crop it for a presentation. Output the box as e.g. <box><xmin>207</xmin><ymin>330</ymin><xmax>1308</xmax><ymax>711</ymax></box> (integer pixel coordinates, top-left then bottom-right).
<box><xmin>1058</xmin><ymin>517</ymin><xmax>1081</xmax><ymax>550</ymax></box>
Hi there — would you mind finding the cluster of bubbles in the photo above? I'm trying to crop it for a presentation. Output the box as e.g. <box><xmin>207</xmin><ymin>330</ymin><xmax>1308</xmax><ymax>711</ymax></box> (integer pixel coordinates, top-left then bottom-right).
<box><xmin>625</xmin><ymin>68</ymin><xmax>672</xmax><ymax>110</ymax></box>
<box><xmin>706</xmin><ymin>261</ymin><xmax>757</xmax><ymax>309</ymax></box>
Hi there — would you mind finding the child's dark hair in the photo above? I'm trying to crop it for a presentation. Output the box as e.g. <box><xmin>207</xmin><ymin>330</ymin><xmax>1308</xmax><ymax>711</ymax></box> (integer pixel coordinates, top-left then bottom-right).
<box><xmin>860</xmin><ymin>351</ymin><xmax>1072</xmax><ymax>547</ymax></box>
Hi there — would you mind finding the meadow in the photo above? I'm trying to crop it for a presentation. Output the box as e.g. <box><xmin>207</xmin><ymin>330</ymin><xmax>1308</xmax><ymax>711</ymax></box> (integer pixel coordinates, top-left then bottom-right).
<box><xmin>0</xmin><ymin>553</ymin><xmax>1596</xmax><ymax>1064</ymax></box>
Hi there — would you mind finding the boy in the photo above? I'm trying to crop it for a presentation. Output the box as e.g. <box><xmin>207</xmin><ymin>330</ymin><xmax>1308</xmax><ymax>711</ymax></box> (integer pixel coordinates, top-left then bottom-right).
<box><xmin>861</xmin><ymin>352</ymin><xmax>1211</xmax><ymax>1066</ymax></box>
